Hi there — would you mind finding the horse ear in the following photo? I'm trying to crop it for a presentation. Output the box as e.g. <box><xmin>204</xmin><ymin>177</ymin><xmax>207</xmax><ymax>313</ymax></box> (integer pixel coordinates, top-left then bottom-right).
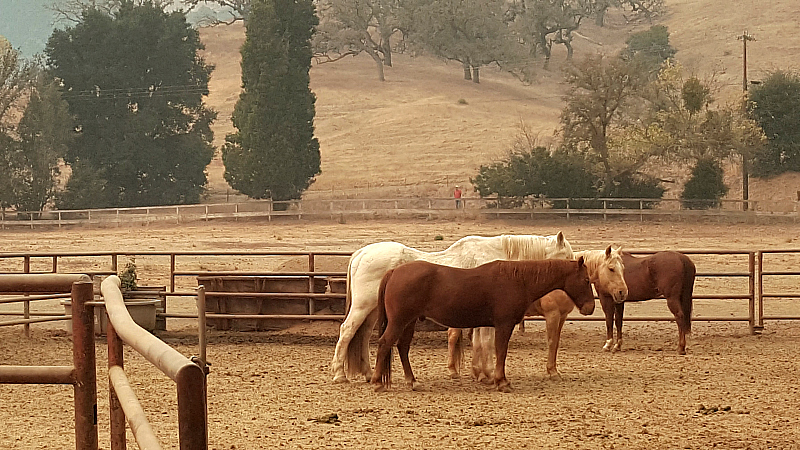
<box><xmin>605</xmin><ymin>245</ymin><xmax>612</xmax><ymax>258</ymax></box>
<box><xmin>577</xmin><ymin>255</ymin><xmax>585</xmax><ymax>267</ymax></box>
<box><xmin>557</xmin><ymin>231</ymin><xmax>565</xmax><ymax>245</ymax></box>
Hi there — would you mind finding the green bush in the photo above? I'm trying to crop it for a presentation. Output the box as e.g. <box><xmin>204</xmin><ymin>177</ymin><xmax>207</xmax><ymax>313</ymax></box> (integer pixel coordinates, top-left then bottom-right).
<box><xmin>471</xmin><ymin>146</ymin><xmax>598</xmax><ymax>209</ymax></box>
<box><xmin>606</xmin><ymin>173</ymin><xmax>665</xmax><ymax>209</ymax></box>
<box><xmin>681</xmin><ymin>159</ymin><xmax>728</xmax><ymax>209</ymax></box>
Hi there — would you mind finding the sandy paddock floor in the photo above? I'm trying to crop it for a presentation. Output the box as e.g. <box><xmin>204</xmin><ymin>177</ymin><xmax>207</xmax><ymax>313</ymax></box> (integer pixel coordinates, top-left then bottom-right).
<box><xmin>2</xmin><ymin>218</ymin><xmax>800</xmax><ymax>449</ymax></box>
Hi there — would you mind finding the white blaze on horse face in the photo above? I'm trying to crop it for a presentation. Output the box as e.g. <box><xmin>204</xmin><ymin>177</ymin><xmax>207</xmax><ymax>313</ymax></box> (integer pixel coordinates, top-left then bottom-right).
<box><xmin>602</xmin><ymin>247</ymin><xmax>628</xmax><ymax>303</ymax></box>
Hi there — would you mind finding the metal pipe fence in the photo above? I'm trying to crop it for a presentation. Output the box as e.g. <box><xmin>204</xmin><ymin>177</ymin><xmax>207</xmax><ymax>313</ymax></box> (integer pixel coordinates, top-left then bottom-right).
<box><xmin>102</xmin><ymin>275</ymin><xmax>208</xmax><ymax>450</ymax></box>
<box><xmin>0</xmin><ymin>249</ymin><xmax>798</xmax><ymax>333</ymax></box>
<box><xmin>0</xmin><ymin>274</ymin><xmax>98</xmax><ymax>450</ymax></box>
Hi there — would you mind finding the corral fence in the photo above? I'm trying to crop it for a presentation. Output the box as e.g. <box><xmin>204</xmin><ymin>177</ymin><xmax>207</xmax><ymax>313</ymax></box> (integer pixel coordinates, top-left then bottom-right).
<box><xmin>101</xmin><ymin>275</ymin><xmax>208</xmax><ymax>450</ymax></box>
<box><xmin>0</xmin><ymin>273</ymin><xmax>208</xmax><ymax>449</ymax></box>
<box><xmin>3</xmin><ymin>249</ymin><xmax>800</xmax><ymax>334</ymax></box>
<box><xmin>0</xmin><ymin>274</ymin><xmax>97</xmax><ymax>450</ymax></box>
<box><xmin>1</xmin><ymin>196</ymin><xmax>799</xmax><ymax>228</ymax></box>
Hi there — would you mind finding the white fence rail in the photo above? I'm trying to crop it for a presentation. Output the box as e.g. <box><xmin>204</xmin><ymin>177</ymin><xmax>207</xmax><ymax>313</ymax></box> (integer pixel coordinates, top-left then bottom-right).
<box><xmin>1</xmin><ymin>197</ymin><xmax>798</xmax><ymax>229</ymax></box>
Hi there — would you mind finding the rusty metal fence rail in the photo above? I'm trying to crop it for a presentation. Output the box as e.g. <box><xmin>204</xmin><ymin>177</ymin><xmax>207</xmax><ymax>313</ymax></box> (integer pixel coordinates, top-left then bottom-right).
<box><xmin>758</xmin><ymin>249</ymin><xmax>800</xmax><ymax>328</ymax></box>
<box><xmin>101</xmin><ymin>276</ymin><xmax>208</xmax><ymax>450</ymax></box>
<box><xmin>0</xmin><ymin>274</ymin><xmax>98</xmax><ymax>450</ymax></box>
<box><xmin>1</xmin><ymin>249</ymin><xmax>799</xmax><ymax>333</ymax></box>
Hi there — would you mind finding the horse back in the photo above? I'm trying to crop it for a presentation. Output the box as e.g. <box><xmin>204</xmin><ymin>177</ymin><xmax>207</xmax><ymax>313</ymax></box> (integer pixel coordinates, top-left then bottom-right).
<box><xmin>382</xmin><ymin>260</ymin><xmax>526</xmax><ymax>329</ymax></box>
<box><xmin>621</xmin><ymin>251</ymin><xmax>695</xmax><ymax>301</ymax></box>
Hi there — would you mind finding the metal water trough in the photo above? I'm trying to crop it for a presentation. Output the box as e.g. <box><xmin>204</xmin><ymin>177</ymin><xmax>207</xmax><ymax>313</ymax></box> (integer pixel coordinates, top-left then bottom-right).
<box><xmin>198</xmin><ymin>275</ymin><xmax>346</xmax><ymax>330</ymax></box>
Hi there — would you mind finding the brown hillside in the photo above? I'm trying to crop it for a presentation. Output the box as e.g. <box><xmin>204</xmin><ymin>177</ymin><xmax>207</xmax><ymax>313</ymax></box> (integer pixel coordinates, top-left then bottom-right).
<box><xmin>198</xmin><ymin>1</ymin><xmax>800</xmax><ymax>205</ymax></box>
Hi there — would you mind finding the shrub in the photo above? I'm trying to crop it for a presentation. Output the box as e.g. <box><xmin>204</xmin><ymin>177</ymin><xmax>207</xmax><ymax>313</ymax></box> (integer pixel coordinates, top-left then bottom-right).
<box><xmin>681</xmin><ymin>159</ymin><xmax>728</xmax><ymax>209</ymax></box>
<box><xmin>606</xmin><ymin>173</ymin><xmax>665</xmax><ymax>209</ymax></box>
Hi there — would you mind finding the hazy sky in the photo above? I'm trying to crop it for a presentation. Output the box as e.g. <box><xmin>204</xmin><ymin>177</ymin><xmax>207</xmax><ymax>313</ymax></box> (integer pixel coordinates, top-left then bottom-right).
<box><xmin>0</xmin><ymin>0</ymin><xmax>58</xmax><ymax>57</ymax></box>
<box><xmin>0</xmin><ymin>0</ymin><xmax>228</xmax><ymax>58</ymax></box>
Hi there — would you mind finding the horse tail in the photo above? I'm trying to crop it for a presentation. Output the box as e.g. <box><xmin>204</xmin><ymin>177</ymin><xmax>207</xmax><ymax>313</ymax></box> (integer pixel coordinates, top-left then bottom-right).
<box><xmin>377</xmin><ymin>269</ymin><xmax>394</xmax><ymax>387</ymax></box>
<box><xmin>680</xmin><ymin>254</ymin><xmax>696</xmax><ymax>334</ymax></box>
<box><xmin>377</xmin><ymin>269</ymin><xmax>392</xmax><ymax>338</ymax></box>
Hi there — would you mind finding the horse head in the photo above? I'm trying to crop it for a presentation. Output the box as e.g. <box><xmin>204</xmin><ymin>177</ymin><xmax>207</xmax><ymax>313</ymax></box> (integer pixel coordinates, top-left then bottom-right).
<box><xmin>544</xmin><ymin>231</ymin><xmax>574</xmax><ymax>261</ymax></box>
<box><xmin>596</xmin><ymin>245</ymin><xmax>628</xmax><ymax>304</ymax></box>
<box><xmin>563</xmin><ymin>256</ymin><xmax>595</xmax><ymax>315</ymax></box>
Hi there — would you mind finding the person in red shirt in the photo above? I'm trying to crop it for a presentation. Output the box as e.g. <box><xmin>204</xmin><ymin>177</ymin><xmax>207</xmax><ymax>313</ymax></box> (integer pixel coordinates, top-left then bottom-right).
<box><xmin>454</xmin><ymin>185</ymin><xmax>463</xmax><ymax>209</ymax></box>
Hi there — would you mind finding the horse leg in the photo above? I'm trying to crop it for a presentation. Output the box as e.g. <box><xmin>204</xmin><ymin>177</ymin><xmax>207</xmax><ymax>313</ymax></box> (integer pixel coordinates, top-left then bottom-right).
<box><xmin>667</xmin><ymin>297</ymin><xmax>688</xmax><ymax>355</ymax></box>
<box><xmin>601</xmin><ymin>295</ymin><xmax>614</xmax><ymax>351</ymax></box>
<box><xmin>470</xmin><ymin>328</ymin><xmax>484</xmax><ymax>382</ymax></box>
<box><xmin>492</xmin><ymin>324</ymin><xmax>515</xmax><ymax>393</ymax></box>
<box><xmin>472</xmin><ymin>327</ymin><xmax>494</xmax><ymax>384</ymax></box>
<box><xmin>446</xmin><ymin>328</ymin><xmax>463</xmax><ymax>379</ymax></box>
<box><xmin>545</xmin><ymin>311</ymin><xmax>568</xmax><ymax>378</ymax></box>
<box><xmin>370</xmin><ymin>321</ymin><xmax>407</xmax><ymax>392</ymax></box>
<box><xmin>396</xmin><ymin>322</ymin><xmax>418</xmax><ymax>390</ymax></box>
<box><xmin>331</xmin><ymin>303</ymin><xmax>373</xmax><ymax>383</ymax></box>
<box><xmin>359</xmin><ymin>310</ymin><xmax>379</xmax><ymax>381</ymax></box>
<box><xmin>612</xmin><ymin>302</ymin><xmax>624</xmax><ymax>352</ymax></box>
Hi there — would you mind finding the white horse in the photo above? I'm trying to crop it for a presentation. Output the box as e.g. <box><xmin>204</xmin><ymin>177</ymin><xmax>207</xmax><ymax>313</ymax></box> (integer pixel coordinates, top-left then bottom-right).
<box><xmin>461</xmin><ymin>246</ymin><xmax>629</xmax><ymax>382</ymax></box>
<box><xmin>330</xmin><ymin>232</ymin><xmax>574</xmax><ymax>383</ymax></box>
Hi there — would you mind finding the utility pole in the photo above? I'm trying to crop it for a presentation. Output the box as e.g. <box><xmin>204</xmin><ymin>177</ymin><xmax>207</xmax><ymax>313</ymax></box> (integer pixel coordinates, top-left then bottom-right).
<box><xmin>738</xmin><ymin>30</ymin><xmax>756</xmax><ymax>211</ymax></box>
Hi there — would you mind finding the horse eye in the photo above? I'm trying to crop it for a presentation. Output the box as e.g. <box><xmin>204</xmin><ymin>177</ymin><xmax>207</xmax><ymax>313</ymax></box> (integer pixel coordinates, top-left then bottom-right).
<box><xmin>609</xmin><ymin>267</ymin><xmax>615</xmax><ymax>272</ymax></box>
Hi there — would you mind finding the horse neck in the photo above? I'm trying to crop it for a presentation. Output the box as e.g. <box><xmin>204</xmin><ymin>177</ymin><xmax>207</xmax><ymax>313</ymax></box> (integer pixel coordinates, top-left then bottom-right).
<box><xmin>504</xmin><ymin>260</ymin><xmax>571</xmax><ymax>297</ymax></box>
<box><xmin>575</xmin><ymin>250</ymin><xmax>604</xmax><ymax>282</ymax></box>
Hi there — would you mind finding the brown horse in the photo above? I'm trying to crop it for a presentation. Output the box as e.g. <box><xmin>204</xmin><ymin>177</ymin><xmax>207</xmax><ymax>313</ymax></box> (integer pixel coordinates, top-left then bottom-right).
<box><xmin>458</xmin><ymin>246</ymin><xmax>628</xmax><ymax>382</ymax></box>
<box><xmin>599</xmin><ymin>251</ymin><xmax>696</xmax><ymax>354</ymax></box>
<box><xmin>371</xmin><ymin>257</ymin><xmax>594</xmax><ymax>392</ymax></box>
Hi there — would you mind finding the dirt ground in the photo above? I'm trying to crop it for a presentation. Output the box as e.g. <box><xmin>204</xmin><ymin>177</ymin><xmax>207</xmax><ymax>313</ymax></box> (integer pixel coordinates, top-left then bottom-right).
<box><xmin>2</xmin><ymin>218</ymin><xmax>800</xmax><ymax>449</ymax></box>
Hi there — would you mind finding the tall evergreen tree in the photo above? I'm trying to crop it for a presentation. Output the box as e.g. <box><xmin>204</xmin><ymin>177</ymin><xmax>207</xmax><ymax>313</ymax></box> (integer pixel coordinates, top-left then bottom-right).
<box><xmin>222</xmin><ymin>0</ymin><xmax>321</xmax><ymax>202</ymax></box>
<box><xmin>46</xmin><ymin>1</ymin><xmax>216</xmax><ymax>208</ymax></box>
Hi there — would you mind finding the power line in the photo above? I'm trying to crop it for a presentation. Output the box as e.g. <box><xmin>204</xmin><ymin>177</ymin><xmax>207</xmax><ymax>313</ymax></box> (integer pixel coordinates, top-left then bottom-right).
<box><xmin>61</xmin><ymin>84</ymin><xmax>209</xmax><ymax>101</ymax></box>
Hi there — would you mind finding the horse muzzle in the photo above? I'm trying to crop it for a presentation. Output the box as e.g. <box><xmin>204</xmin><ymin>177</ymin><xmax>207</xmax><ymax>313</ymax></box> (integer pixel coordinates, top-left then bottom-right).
<box><xmin>579</xmin><ymin>300</ymin><xmax>595</xmax><ymax>315</ymax></box>
<box><xmin>613</xmin><ymin>289</ymin><xmax>628</xmax><ymax>304</ymax></box>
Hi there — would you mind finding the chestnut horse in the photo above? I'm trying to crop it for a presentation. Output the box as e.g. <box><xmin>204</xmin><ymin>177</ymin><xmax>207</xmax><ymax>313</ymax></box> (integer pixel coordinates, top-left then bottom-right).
<box><xmin>600</xmin><ymin>251</ymin><xmax>696</xmax><ymax>354</ymax></box>
<box><xmin>459</xmin><ymin>246</ymin><xmax>629</xmax><ymax>382</ymax></box>
<box><xmin>371</xmin><ymin>257</ymin><xmax>594</xmax><ymax>392</ymax></box>
<box><xmin>331</xmin><ymin>233</ymin><xmax>574</xmax><ymax>383</ymax></box>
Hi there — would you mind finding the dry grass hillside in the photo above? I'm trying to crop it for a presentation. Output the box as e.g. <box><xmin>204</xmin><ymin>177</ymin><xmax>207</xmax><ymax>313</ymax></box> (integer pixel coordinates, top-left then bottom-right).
<box><xmin>198</xmin><ymin>0</ymin><xmax>800</xmax><ymax>206</ymax></box>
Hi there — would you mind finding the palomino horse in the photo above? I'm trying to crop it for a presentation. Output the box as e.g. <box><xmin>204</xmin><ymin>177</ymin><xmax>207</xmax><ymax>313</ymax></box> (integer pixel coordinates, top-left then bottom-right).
<box><xmin>461</xmin><ymin>246</ymin><xmax>629</xmax><ymax>382</ymax></box>
<box><xmin>600</xmin><ymin>251</ymin><xmax>696</xmax><ymax>354</ymax></box>
<box><xmin>330</xmin><ymin>233</ymin><xmax>574</xmax><ymax>383</ymax></box>
<box><xmin>371</xmin><ymin>258</ymin><xmax>595</xmax><ymax>392</ymax></box>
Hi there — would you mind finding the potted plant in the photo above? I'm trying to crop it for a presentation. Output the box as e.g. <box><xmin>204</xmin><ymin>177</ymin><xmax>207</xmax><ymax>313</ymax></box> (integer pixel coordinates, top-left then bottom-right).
<box><xmin>97</xmin><ymin>257</ymin><xmax>160</xmax><ymax>333</ymax></box>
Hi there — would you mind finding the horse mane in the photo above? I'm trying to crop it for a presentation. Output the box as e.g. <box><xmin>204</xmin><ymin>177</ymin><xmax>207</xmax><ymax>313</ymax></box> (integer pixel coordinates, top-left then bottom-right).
<box><xmin>575</xmin><ymin>247</ymin><xmax>622</xmax><ymax>280</ymax></box>
<box><xmin>500</xmin><ymin>235</ymin><xmax>550</xmax><ymax>260</ymax></box>
<box><xmin>496</xmin><ymin>259</ymin><xmax>570</xmax><ymax>282</ymax></box>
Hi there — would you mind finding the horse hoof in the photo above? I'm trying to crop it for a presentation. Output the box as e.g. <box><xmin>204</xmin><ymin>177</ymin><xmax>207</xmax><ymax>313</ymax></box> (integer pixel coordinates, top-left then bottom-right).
<box><xmin>477</xmin><ymin>376</ymin><xmax>494</xmax><ymax>385</ymax></box>
<box><xmin>449</xmin><ymin>371</ymin><xmax>460</xmax><ymax>379</ymax></box>
<box><xmin>547</xmin><ymin>371</ymin><xmax>561</xmax><ymax>380</ymax></box>
<box><xmin>332</xmin><ymin>375</ymin><xmax>349</xmax><ymax>384</ymax></box>
<box><xmin>497</xmin><ymin>383</ymin><xmax>512</xmax><ymax>393</ymax></box>
<box><xmin>678</xmin><ymin>349</ymin><xmax>687</xmax><ymax>355</ymax></box>
<box><xmin>373</xmin><ymin>384</ymin><xmax>388</xmax><ymax>393</ymax></box>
